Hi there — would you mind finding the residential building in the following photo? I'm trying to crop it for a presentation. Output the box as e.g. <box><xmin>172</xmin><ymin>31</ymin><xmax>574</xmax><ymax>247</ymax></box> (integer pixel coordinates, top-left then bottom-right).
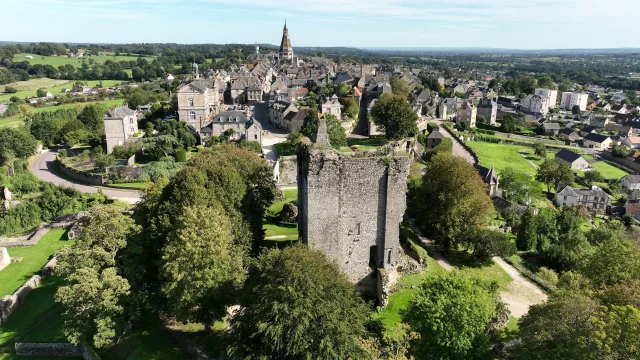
<box><xmin>554</xmin><ymin>149</ymin><xmax>589</xmax><ymax>170</ymax></box>
<box><xmin>556</xmin><ymin>186</ymin><xmax>610</xmax><ymax>212</ymax></box>
<box><xmin>622</xmin><ymin>136</ymin><xmax>640</xmax><ymax>149</ymax></box>
<box><xmin>104</xmin><ymin>106</ymin><xmax>139</xmax><ymax>154</ymax></box>
<box><xmin>542</xmin><ymin>122</ymin><xmax>561</xmax><ymax>136</ymax></box>
<box><xmin>560</xmin><ymin>92</ymin><xmax>589</xmax><ymax>111</ymax></box>
<box><xmin>534</xmin><ymin>88</ymin><xmax>558</xmax><ymax>108</ymax></box>
<box><xmin>177</xmin><ymin>79</ymin><xmax>221</xmax><ymax>130</ymax></box>
<box><xmin>199</xmin><ymin>111</ymin><xmax>262</xmax><ymax>143</ymax></box>
<box><xmin>558</xmin><ymin>128</ymin><xmax>581</xmax><ymax>142</ymax></box>
<box><xmin>321</xmin><ymin>94</ymin><xmax>342</xmax><ymax>118</ymax></box>
<box><xmin>283</xmin><ymin>108</ymin><xmax>314</xmax><ymax>132</ymax></box>
<box><xmin>269</xmin><ymin>100</ymin><xmax>298</xmax><ymax>128</ymax></box>
<box><xmin>456</xmin><ymin>101</ymin><xmax>477</xmax><ymax>128</ymax></box>
<box><xmin>476</xmin><ymin>97</ymin><xmax>497</xmax><ymax>125</ymax></box>
<box><xmin>522</xmin><ymin>94</ymin><xmax>550</xmax><ymax>115</ymax></box>
<box><xmin>622</xmin><ymin>175</ymin><xmax>640</xmax><ymax>191</ymax></box>
<box><xmin>583</xmin><ymin>133</ymin><xmax>613</xmax><ymax>149</ymax></box>
<box><xmin>426</xmin><ymin>130</ymin><xmax>445</xmax><ymax>149</ymax></box>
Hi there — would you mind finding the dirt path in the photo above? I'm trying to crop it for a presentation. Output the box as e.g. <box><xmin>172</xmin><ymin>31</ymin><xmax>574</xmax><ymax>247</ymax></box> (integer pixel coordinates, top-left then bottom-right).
<box><xmin>408</xmin><ymin>222</ymin><xmax>547</xmax><ymax>317</ymax></box>
<box><xmin>493</xmin><ymin>257</ymin><xmax>548</xmax><ymax>317</ymax></box>
<box><xmin>519</xmin><ymin>150</ymin><xmax>540</xmax><ymax>170</ymax></box>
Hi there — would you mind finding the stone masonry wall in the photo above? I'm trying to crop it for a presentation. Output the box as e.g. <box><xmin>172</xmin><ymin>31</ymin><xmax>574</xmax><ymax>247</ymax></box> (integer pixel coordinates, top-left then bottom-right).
<box><xmin>15</xmin><ymin>343</ymin><xmax>82</xmax><ymax>357</ymax></box>
<box><xmin>278</xmin><ymin>155</ymin><xmax>298</xmax><ymax>185</ymax></box>
<box><xmin>298</xmin><ymin>142</ymin><xmax>410</xmax><ymax>297</ymax></box>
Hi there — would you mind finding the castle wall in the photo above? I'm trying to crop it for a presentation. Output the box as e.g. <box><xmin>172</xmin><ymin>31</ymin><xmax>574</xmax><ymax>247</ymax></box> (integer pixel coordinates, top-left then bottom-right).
<box><xmin>298</xmin><ymin>144</ymin><xmax>410</xmax><ymax>296</ymax></box>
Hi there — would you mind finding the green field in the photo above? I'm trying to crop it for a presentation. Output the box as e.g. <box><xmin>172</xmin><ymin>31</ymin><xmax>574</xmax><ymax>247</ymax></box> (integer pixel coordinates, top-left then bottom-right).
<box><xmin>12</xmin><ymin>53</ymin><xmax>155</xmax><ymax>68</ymax></box>
<box><xmin>264</xmin><ymin>188</ymin><xmax>298</xmax><ymax>239</ymax></box>
<box><xmin>0</xmin><ymin>229</ymin><xmax>70</xmax><ymax>297</ymax></box>
<box><xmin>467</xmin><ymin>141</ymin><xmax>536</xmax><ymax>174</ymax></box>
<box><xmin>0</xmin><ymin>79</ymin><xmax>124</xmax><ymax>101</ymax></box>
<box><xmin>590</xmin><ymin>161</ymin><xmax>628</xmax><ymax>179</ymax></box>
<box><xmin>0</xmin><ymin>99</ymin><xmax>124</xmax><ymax>128</ymax></box>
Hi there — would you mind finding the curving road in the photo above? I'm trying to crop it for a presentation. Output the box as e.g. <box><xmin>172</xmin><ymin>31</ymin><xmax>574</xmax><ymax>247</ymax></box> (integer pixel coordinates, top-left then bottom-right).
<box><xmin>31</xmin><ymin>149</ymin><xmax>142</xmax><ymax>204</ymax></box>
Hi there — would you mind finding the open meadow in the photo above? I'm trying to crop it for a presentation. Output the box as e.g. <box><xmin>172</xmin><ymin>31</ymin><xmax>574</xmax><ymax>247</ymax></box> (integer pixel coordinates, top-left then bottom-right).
<box><xmin>12</xmin><ymin>53</ymin><xmax>155</xmax><ymax>68</ymax></box>
<box><xmin>0</xmin><ymin>79</ymin><xmax>124</xmax><ymax>102</ymax></box>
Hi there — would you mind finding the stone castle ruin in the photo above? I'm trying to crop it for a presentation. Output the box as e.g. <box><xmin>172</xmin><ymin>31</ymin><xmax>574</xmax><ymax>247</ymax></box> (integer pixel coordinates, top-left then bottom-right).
<box><xmin>297</xmin><ymin>115</ymin><xmax>410</xmax><ymax>298</ymax></box>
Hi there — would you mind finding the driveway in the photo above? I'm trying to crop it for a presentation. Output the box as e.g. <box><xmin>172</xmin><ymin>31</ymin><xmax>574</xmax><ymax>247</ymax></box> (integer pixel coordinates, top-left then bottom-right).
<box><xmin>432</xmin><ymin>119</ymin><xmax>476</xmax><ymax>165</ymax></box>
<box><xmin>31</xmin><ymin>149</ymin><xmax>141</xmax><ymax>204</ymax></box>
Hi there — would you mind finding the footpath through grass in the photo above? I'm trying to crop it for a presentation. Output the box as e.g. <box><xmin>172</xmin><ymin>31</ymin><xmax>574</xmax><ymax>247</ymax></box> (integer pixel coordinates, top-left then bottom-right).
<box><xmin>0</xmin><ymin>229</ymin><xmax>70</xmax><ymax>297</ymax></box>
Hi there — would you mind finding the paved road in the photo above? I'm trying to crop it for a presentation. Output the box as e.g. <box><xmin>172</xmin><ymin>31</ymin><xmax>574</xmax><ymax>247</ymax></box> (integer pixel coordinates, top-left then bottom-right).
<box><xmin>31</xmin><ymin>149</ymin><xmax>142</xmax><ymax>204</ymax></box>
<box><xmin>432</xmin><ymin>119</ymin><xmax>476</xmax><ymax>164</ymax></box>
<box><xmin>253</xmin><ymin>103</ymin><xmax>288</xmax><ymax>182</ymax></box>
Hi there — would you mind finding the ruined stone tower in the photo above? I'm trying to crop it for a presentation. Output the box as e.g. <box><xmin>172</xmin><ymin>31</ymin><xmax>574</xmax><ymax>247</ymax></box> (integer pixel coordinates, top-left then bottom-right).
<box><xmin>297</xmin><ymin>115</ymin><xmax>410</xmax><ymax>297</ymax></box>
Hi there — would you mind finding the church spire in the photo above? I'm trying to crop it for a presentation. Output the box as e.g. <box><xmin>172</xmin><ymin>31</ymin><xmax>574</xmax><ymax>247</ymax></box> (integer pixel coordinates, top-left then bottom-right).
<box><xmin>279</xmin><ymin>20</ymin><xmax>293</xmax><ymax>61</ymax></box>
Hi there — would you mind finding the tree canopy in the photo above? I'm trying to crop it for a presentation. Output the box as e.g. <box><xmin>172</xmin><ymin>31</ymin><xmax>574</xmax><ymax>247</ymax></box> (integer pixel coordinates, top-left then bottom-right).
<box><xmin>301</xmin><ymin>110</ymin><xmax>347</xmax><ymax>149</ymax></box>
<box><xmin>227</xmin><ymin>245</ymin><xmax>369</xmax><ymax>360</ymax></box>
<box><xmin>370</xmin><ymin>93</ymin><xmax>419</xmax><ymax>141</ymax></box>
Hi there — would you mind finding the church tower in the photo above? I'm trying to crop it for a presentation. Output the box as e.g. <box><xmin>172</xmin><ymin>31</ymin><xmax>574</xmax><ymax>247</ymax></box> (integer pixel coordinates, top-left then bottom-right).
<box><xmin>192</xmin><ymin>62</ymin><xmax>199</xmax><ymax>79</ymax></box>
<box><xmin>278</xmin><ymin>20</ymin><xmax>293</xmax><ymax>61</ymax></box>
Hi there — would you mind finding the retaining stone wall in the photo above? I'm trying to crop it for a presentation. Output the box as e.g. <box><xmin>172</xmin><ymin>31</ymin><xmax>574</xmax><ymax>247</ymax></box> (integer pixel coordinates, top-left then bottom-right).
<box><xmin>15</xmin><ymin>343</ymin><xmax>82</xmax><ymax>357</ymax></box>
<box><xmin>0</xmin><ymin>275</ymin><xmax>41</xmax><ymax>325</ymax></box>
<box><xmin>57</xmin><ymin>158</ymin><xmax>106</xmax><ymax>186</ymax></box>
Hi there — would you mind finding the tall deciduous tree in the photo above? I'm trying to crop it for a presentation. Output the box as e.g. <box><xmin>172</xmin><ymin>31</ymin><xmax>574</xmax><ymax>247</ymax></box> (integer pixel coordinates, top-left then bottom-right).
<box><xmin>55</xmin><ymin>208</ymin><xmax>137</xmax><ymax>348</ymax></box>
<box><xmin>581</xmin><ymin>238</ymin><xmax>640</xmax><ymax>287</ymax></box>
<box><xmin>536</xmin><ymin>159</ymin><xmax>574</xmax><ymax>193</ymax></box>
<box><xmin>500</xmin><ymin>168</ymin><xmax>534</xmax><ymax>205</ymax></box>
<box><xmin>390</xmin><ymin>75</ymin><xmax>410</xmax><ymax>99</ymax></box>
<box><xmin>227</xmin><ymin>246</ymin><xmax>369</xmax><ymax>360</ymax></box>
<box><xmin>78</xmin><ymin>104</ymin><xmax>106</xmax><ymax>131</ymax></box>
<box><xmin>414</xmin><ymin>152</ymin><xmax>493</xmax><ymax>251</ymax></box>
<box><xmin>370</xmin><ymin>93</ymin><xmax>419</xmax><ymax>141</ymax></box>
<box><xmin>160</xmin><ymin>205</ymin><xmax>245</xmax><ymax>327</ymax></box>
<box><xmin>405</xmin><ymin>271</ymin><xmax>503</xmax><ymax>359</ymax></box>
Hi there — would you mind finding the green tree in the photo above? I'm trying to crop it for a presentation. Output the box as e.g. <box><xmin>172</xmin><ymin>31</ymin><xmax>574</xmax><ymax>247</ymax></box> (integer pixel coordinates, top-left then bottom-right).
<box><xmin>340</xmin><ymin>96</ymin><xmax>359</xmax><ymax>119</ymax></box>
<box><xmin>499</xmin><ymin>114</ymin><xmax>518</xmax><ymax>133</ymax></box>
<box><xmin>536</xmin><ymin>159</ymin><xmax>574</xmax><ymax>193</ymax></box>
<box><xmin>55</xmin><ymin>208</ymin><xmax>137</xmax><ymax>348</ymax></box>
<box><xmin>370</xmin><ymin>93</ymin><xmax>419</xmax><ymax>141</ymax></box>
<box><xmin>335</xmin><ymin>82</ymin><xmax>351</xmax><ymax>98</ymax></box>
<box><xmin>476</xmin><ymin>114</ymin><xmax>487</xmax><ymax>125</ymax></box>
<box><xmin>390</xmin><ymin>75</ymin><xmax>410</xmax><ymax>99</ymax></box>
<box><xmin>93</xmin><ymin>153</ymin><xmax>115</xmax><ymax>173</ymax></box>
<box><xmin>581</xmin><ymin>238</ymin><xmax>640</xmax><ymax>287</ymax></box>
<box><xmin>583</xmin><ymin>170</ymin><xmax>604</xmax><ymax>185</ymax></box>
<box><xmin>517</xmin><ymin>207</ymin><xmax>538</xmax><ymax>251</ymax></box>
<box><xmin>588</xmin><ymin>305</ymin><xmax>640</xmax><ymax>360</ymax></box>
<box><xmin>532</xmin><ymin>142</ymin><xmax>547</xmax><ymax>159</ymax></box>
<box><xmin>414</xmin><ymin>152</ymin><xmax>493</xmax><ymax>251</ymax></box>
<box><xmin>160</xmin><ymin>205</ymin><xmax>245</xmax><ymax>327</ymax></box>
<box><xmin>405</xmin><ymin>271</ymin><xmax>502</xmax><ymax>359</ymax></box>
<box><xmin>461</xmin><ymin>228</ymin><xmax>517</xmax><ymax>261</ymax></box>
<box><xmin>500</xmin><ymin>168</ymin><xmax>534</xmax><ymax>205</ymax></box>
<box><xmin>572</xmin><ymin>105</ymin><xmax>581</xmax><ymax>115</ymax></box>
<box><xmin>36</xmin><ymin>88</ymin><xmax>47</xmax><ymax>97</ymax></box>
<box><xmin>300</xmin><ymin>110</ymin><xmax>347</xmax><ymax>149</ymax></box>
<box><xmin>78</xmin><ymin>104</ymin><xmax>105</xmax><ymax>131</ymax></box>
<box><xmin>0</xmin><ymin>128</ymin><xmax>37</xmax><ymax>162</ymax></box>
<box><xmin>227</xmin><ymin>246</ymin><xmax>369</xmax><ymax>360</ymax></box>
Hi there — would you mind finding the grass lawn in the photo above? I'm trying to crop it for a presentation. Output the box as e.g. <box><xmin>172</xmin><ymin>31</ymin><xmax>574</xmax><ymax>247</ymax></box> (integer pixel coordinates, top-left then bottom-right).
<box><xmin>591</xmin><ymin>161</ymin><xmax>628</xmax><ymax>180</ymax></box>
<box><xmin>347</xmin><ymin>137</ymin><xmax>387</xmax><ymax>150</ymax></box>
<box><xmin>494</xmin><ymin>317</ymin><xmax>520</xmax><ymax>342</ymax></box>
<box><xmin>264</xmin><ymin>188</ymin><xmax>299</xmax><ymax>239</ymax></box>
<box><xmin>467</xmin><ymin>141</ymin><xmax>536</xmax><ymax>175</ymax></box>
<box><xmin>1</xmin><ymin>79</ymin><xmax>124</xmax><ymax>101</ymax></box>
<box><xmin>0</xmin><ymin>276</ymin><xmax>75</xmax><ymax>360</ymax></box>
<box><xmin>0</xmin><ymin>99</ymin><xmax>124</xmax><ymax>128</ymax></box>
<box><xmin>0</xmin><ymin>117</ymin><xmax>22</xmax><ymax>128</ymax></box>
<box><xmin>0</xmin><ymin>229</ymin><xmax>70</xmax><ymax>297</ymax></box>
<box><xmin>274</xmin><ymin>143</ymin><xmax>295</xmax><ymax>157</ymax></box>
<box><xmin>12</xmin><ymin>54</ymin><xmax>155</xmax><ymax>68</ymax></box>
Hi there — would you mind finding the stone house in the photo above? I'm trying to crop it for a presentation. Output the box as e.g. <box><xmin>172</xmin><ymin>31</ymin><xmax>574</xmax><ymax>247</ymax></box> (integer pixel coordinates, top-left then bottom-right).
<box><xmin>583</xmin><ymin>133</ymin><xmax>613</xmax><ymax>149</ymax></box>
<box><xmin>476</xmin><ymin>165</ymin><xmax>499</xmax><ymax>198</ymax></box>
<box><xmin>558</xmin><ymin>128</ymin><xmax>581</xmax><ymax>142</ymax></box>
<box><xmin>476</xmin><ymin>97</ymin><xmax>497</xmax><ymax>125</ymax></box>
<box><xmin>554</xmin><ymin>149</ymin><xmax>589</xmax><ymax>170</ymax></box>
<box><xmin>104</xmin><ymin>106</ymin><xmax>139</xmax><ymax>154</ymax></box>
<box><xmin>321</xmin><ymin>94</ymin><xmax>342</xmax><ymax>118</ymax></box>
<box><xmin>556</xmin><ymin>185</ymin><xmax>609</xmax><ymax>212</ymax></box>
<box><xmin>456</xmin><ymin>101</ymin><xmax>477</xmax><ymax>128</ymax></box>
<box><xmin>177</xmin><ymin>79</ymin><xmax>221</xmax><ymax>130</ymax></box>
<box><xmin>199</xmin><ymin>111</ymin><xmax>262</xmax><ymax>144</ymax></box>
<box><xmin>246</xmin><ymin>85</ymin><xmax>263</xmax><ymax>104</ymax></box>
<box><xmin>621</xmin><ymin>136</ymin><xmax>640</xmax><ymax>149</ymax></box>
<box><xmin>542</xmin><ymin>122</ymin><xmax>561</xmax><ymax>136</ymax></box>
<box><xmin>621</xmin><ymin>175</ymin><xmax>640</xmax><ymax>191</ymax></box>
<box><xmin>426</xmin><ymin>130</ymin><xmax>445</xmax><ymax>149</ymax></box>
<box><xmin>283</xmin><ymin>108</ymin><xmax>313</xmax><ymax>132</ymax></box>
<box><xmin>269</xmin><ymin>100</ymin><xmax>298</xmax><ymax>128</ymax></box>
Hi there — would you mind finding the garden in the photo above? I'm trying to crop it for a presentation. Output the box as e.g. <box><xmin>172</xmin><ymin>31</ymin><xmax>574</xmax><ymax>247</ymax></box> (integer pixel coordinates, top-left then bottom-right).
<box><xmin>263</xmin><ymin>188</ymin><xmax>299</xmax><ymax>245</ymax></box>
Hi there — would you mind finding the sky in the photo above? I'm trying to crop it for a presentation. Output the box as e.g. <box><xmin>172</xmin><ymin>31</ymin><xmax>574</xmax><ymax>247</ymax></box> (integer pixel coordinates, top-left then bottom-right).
<box><xmin>4</xmin><ymin>0</ymin><xmax>640</xmax><ymax>49</ymax></box>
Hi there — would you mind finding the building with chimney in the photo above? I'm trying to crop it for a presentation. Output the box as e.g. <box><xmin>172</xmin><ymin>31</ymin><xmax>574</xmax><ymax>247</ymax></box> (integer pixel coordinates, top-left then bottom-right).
<box><xmin>104</xmin><ymin>105</ymin><xmax>139</xmax><ymax>154</ymax></box>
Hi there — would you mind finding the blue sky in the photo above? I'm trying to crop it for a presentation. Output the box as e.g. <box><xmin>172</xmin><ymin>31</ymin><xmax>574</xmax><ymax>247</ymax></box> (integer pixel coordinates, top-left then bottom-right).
<box><xmin>4</xmin><ymin>0</ymin><xmax>640</xmax><ymax>49</ymax></box>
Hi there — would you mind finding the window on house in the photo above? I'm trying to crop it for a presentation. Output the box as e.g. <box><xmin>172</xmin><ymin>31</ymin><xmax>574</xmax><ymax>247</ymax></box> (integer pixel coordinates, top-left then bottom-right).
<box><xmin>254</xmin><ymin>134</ymin><xmax>258</xmax><ymax>140</ymax></box>
<box><xmin>189</xmin><ymin>98</ymin><xmax>194</xmax><ymax>107</ymax></box>
<box><xmin>130</xmin><ymin>118</ymin><xmax>134</xmax><ymax>124</ymax></box>
<box><xmin>189</xmin><ymin>111</ymin><xmax>196</xmax><ymax>120</ymax></box>
<box><xmin>369</xmin><ymin>245</ymin><xmax>377</xmax><ymax>269</ymax></box>
<box><xmin>356</xmin><ymin>223</ymin><xmax>361</xmax><ymax>236</ymax></box>
<box><xmin>130</xmin><ymin>127</ymin><xmax>135</xmax><ymax>134</ymax></box>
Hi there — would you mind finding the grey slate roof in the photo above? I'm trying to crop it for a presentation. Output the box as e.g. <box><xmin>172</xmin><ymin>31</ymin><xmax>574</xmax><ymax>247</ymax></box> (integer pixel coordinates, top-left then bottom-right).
<box><xmin>584</xmin><ymin>133</ymin><xmax>610</xmax><ymax>144</ymax></box>
<box><xmin>623</xmin><ymin>175</ymin><xmax>640</xmax><ymax>184</ymax></box>
<box><xmin>555</xmin><ymin>149</ymin><xmax>584</xmax><ymax>163</ymax></box>
<box><xmin>557</xmin><ymin>185</ymin><xmax>609</xmax><ymax>198</ymax></box>
<box><xmin>427</xmin><ymin>130</ymin><xmax>445</xmax><ymax>139</ymax></box>
<box><xmin>542</xmin><ymin>122</ymin><xmax>561</xmax><ymax>130</ymax></box>
<box><xmin>104</xmin><ymin>106</ymin><xmax>135</xmax><ymax>119</ymax></box>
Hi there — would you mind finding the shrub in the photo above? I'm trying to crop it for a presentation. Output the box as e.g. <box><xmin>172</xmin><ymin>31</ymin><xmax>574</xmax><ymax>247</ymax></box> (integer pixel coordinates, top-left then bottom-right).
<box><xmin>237</xmin><ymin>141</ymin><xmax>262</xmax><ymax>154</ymax></box>
<box><xmin>175</xmin><ymin>148</ymin><xmax>187</xmax><ymax>163</ymax></box>
<box><xmin>9</xmin><ymin>96</ymin><xmax>19</xmax><ymax>103</ymax></box>
<box><xmin>536</xmin><ymin>267</ymin><xmax>559</xmax><ymax>286</ymax></box>
<box><xmin>427</xmin><ymin>121</ymin><xmax>440</xmax><ymax>134</ymax></box>
<box><xmin>4</xmin><ymin>86</ymin><xmax>17</xmax><ymax>94</ymax></box>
